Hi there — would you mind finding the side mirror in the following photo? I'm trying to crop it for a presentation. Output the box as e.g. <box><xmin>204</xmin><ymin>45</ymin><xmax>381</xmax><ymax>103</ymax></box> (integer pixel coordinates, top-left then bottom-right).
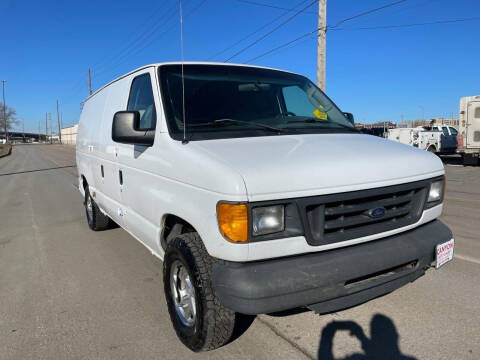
<box><xmin>112</xmin><ymin>111</ymin><xmax>155</xmax><ymax>146</ymax></box>
<box><xmin>343</xmin><ymin>112</ymin><xmax>355</xmax><ymax>125</ymax></box>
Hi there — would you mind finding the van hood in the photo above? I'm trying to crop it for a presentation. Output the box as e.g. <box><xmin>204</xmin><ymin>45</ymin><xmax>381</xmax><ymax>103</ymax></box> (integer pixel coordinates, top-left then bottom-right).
<box><xmin>190</xmin><ymin>134</ymin><xmax>445</xmax><ymax>201</ymax></box>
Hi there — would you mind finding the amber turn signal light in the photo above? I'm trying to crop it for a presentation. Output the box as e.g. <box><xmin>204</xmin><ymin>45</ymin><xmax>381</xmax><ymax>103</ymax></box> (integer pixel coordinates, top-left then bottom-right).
<box><xmin>217</xmin><ymin>203</ymin><xmax>249</xmax><ymax>243</ymax></box>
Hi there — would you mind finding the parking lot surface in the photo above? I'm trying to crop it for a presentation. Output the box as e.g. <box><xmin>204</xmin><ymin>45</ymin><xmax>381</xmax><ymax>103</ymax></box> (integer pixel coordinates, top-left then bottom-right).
<box><xmin>0</xmin><ymin>145</ymin><xmax>478</xmax><ymax>359</ymax></box>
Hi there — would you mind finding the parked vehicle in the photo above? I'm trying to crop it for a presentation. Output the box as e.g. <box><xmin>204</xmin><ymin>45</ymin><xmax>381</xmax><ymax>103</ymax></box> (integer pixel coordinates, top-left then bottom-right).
<box><xmin>387</xmin><ymin>125</ymin><xmax>457</xmax><ymax>155</ymax></box>
<box><xmin>458</xmin><ymin>95</ymin><xmax>480</xmax><ymax>165</ymax></box>
<box><xmin>76</xmin><ymin>62</ymin><xmax>454</xmax><ymax>352</ymax></box>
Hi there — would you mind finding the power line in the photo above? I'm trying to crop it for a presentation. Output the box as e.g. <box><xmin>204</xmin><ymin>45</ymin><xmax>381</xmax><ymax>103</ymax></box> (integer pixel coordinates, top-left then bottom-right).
<box><xmin>100</xmin><ymin>0</ymin><xmax>207</xmax><ymax>75</ymax></box>
<box><xmin>92</xmin><ymin>0</ymin><xmax>208</xmax><ymax>83</ymax></box>
<box><xmin>359</xmin><ymin>0</ymin><xmax>438</xmax><ymax>21</ymax></box>
<box><xmin>89</xmin><ymin>2</ymin><xmax>169</xmax><ymax>71</ymax></box>
<box><xmin>60</xmin><ymin>0</ymin><xmax>207</xmax><ymax>108</ymax></box>
<box><xmin>246</xmin><ymin>28</ymin><xmax>322</xmax><ymax>63</ymax></box>
<box><xmin>246</xmin><ymin>0</ymin><xmax>411</xmax><ymax>63</ymax></box>
<box><xmin>224</xmin><ymin>0</ymin><xmax>318</xmax><ymax>62</ymax></box>
<box><xmin>331</xmin><ymin>16</ymin><xmax>480</xmax><ymax>31</ymax></box>
<box><xmin>235</xmin><ymin>0</ymin><xmax>316</xmax><ymax>14</ymax></box>
<box><xmin>208</xmin><ymin>0</ymin><xmax>310</xmax><ymax>61</ymax></box>
<box><xmin>60</xmin><ymin>2</ymin><xmax>176</xmax><ymax>104</ymax></box>
<box><xmin>246</xmin><ymin>15</ymin><xmax>480</xmax><ymax>63</ymax></box>
<box><xmin>92</xmin><ymin>4</ymin><xmax>180</xmax><ymax>78</ymax></box>
<box><xmin>328</xmin><ymin>0</ymin><xmax>408</xmax><ymax>29</ymax></box>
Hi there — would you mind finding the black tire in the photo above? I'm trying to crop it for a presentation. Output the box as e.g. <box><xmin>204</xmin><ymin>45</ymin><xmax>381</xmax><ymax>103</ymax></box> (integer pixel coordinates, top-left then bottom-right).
<box><xmin>84</xmin><ymin>186</ymin><xmax>110</xmax><ymax>231</ymax></box>
<box><xmin>163</xmin><ymin>233</ymin><xmax>235</xmax><ymax>352</ymax></box>
<box><xmin>427</xmin><ymin>146</ymin><xmax>436</xmax><ymax>153</ymax></box>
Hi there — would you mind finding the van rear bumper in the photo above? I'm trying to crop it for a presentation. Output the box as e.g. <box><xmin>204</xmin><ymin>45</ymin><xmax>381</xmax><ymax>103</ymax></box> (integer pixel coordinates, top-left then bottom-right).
<box><xmin>212</xmin><ymin>220</ymin><xmax>452</xmax><ymax>315</ymax></box>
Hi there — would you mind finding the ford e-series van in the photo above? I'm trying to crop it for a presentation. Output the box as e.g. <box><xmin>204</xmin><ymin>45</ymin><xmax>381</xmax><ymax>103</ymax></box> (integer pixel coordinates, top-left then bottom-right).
<box><xmin>76</xmin><ymin>62</ymin><xmax>454</xmax><ymax>352</ymax></box>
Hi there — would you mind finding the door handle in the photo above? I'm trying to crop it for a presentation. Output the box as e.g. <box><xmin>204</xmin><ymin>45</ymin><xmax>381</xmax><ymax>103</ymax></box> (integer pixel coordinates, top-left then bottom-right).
<box><xmin>119</xmin><ymin>170</ymin><xmax>123</xmax><ymax>186</ymax></box>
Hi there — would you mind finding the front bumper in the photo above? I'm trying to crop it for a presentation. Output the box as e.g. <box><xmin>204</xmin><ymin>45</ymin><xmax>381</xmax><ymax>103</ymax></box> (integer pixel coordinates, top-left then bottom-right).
<box><xmin>212</xmin><ymin>220</ymin><xmax>452</xmax><ymax>315</ymax></box>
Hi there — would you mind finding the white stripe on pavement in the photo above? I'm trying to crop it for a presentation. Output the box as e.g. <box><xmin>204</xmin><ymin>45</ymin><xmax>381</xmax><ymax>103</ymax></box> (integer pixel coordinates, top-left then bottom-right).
<box><xmin>455</xmin><ymin>254</ymin><xmax>480</xmax><ymax>265</ymax></box>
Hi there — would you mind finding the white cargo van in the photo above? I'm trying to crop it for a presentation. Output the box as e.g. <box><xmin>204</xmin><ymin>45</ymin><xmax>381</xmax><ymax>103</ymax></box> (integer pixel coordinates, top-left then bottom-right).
<box><xmin>76</xmin><ymin>62</ymin><xmax>454</xmax><ymax>352</ymax></box>
<box><xmin>458</xmin><ymin>95</ymin><xmax>480</xmax><ymax>165</ymax></box>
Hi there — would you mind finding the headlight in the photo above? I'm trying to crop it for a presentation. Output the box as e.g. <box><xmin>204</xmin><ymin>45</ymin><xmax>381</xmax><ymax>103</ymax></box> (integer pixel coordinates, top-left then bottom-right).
<box><xmin>252</xmin><ymin>205</ymin><xmax>285</xmax><ymax>236</ymax></box>
<box><xmin>427</xmin><ymin>178</ymin><xmax>445</xmax><ymax>203</ymax></box>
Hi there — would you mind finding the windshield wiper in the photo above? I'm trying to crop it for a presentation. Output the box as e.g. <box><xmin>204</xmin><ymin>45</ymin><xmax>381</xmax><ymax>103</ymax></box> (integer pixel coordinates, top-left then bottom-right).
<box><xmin>189</xmin><ymin>118</ymin><xmax>284</xmax><ymax>133</ymax></box>
<box><xmin>286</xmin><ymin>117</ymin><xmax>357</xmax><ymax>131</ymax></box>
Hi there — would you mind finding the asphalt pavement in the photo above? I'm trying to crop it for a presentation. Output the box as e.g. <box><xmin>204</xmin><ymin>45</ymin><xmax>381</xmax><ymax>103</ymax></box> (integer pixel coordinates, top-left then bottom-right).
<box><xmin>0</xmin><ymin>144</ymin><xmax>478</xmax><ymax>360</ymax></box>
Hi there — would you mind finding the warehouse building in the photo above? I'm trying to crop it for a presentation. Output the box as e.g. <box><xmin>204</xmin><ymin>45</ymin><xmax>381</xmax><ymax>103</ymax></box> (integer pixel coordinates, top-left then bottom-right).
<box><xmin>61</xmin><ymin>124</ymin><xmax>78</xmax><ymax>145</ymax></box>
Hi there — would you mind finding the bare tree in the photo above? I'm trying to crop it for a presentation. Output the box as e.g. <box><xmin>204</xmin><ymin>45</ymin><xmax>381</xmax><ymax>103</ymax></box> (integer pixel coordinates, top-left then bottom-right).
<box><xmin>0</xmin><ymin>102</ymin><xmax>19</xmax><ymax>133</ymax></box>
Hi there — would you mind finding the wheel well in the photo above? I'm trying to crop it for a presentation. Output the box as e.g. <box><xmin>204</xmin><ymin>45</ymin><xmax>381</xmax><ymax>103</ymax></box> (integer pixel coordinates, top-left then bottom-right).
<box><xmin>161</xmin><ymin>214</ymin><xmax>196</xmax><ymax>250</ymax></box>
<box><xmin>427</xmin><ymin>145</ymin><xmax>437</xmax><ymax>152</ymax></box>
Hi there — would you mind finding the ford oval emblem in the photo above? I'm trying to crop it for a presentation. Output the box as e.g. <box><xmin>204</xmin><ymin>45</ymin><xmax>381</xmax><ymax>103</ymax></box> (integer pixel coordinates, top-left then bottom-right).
<box><xmin>368</xmin><ymin>207</ymin><xmax>386</xmax><ymax>218</ymax></box>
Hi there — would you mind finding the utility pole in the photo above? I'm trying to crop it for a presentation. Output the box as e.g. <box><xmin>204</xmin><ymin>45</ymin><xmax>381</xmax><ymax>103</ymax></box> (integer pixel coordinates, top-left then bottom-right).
<box><xmin>2</xmin><ymin>80</ymin><xmax>7</xmax><ymax>142</ymax></box>
<box><xmin>88</xmin><ymin>69</ymin><xmax>92</xmax><ymax>96</ymax></box>
<box><xmin>56</xmin><ymin>100</ymin><xmax>62</xmax><ymax>144</ymax></box>
<box><xmin>45</xmin><ymin>112</ymin><xmax>48</xmax><ymax>143</ymax></box>
<box><xmin>317</xmin><ymin>0</ymin><xmax>327</xmax><ymax>91</ymax></box>
<box><xmin>38</xmin><ymin>120</ymin><xmax>41</xmax><ymax>143</ymax></box>
<box><xmin>47</xmin><ymin>112</ymin><xmax>52</xmax><ymax>144</ymax></box>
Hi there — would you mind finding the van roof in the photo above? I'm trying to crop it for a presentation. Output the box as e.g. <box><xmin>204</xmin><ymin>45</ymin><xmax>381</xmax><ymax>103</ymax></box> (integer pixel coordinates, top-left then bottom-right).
<box><xmin>84</xmin><ymin>62</ymin><xmax>299</xmax><ymax>103</ymax></box>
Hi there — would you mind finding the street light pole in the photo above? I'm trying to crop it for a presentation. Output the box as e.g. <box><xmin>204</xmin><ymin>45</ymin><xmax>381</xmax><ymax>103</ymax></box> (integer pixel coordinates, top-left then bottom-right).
<box><xmin>1</xmin><ymin>80</ymin><xmax>7</xmax><ymax>143</ymax></box>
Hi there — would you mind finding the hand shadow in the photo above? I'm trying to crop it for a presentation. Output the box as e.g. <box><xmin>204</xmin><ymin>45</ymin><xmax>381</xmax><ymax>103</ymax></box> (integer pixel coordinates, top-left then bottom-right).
<box><xmin>317</xmin><ymin>314</ymin><xmax>417</xmax><ymax>360</ymax></box>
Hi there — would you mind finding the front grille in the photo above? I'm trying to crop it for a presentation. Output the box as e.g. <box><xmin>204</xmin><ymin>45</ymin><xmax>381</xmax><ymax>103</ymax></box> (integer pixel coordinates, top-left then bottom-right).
<box><xmin>299</xmin><ymin>180</ymin><xmax>430</xmax><ymax>246</ymax></box>
<box><xmin>324</xmin><ymin>188</ymin><xmax>422</xmax><ymax>238</ymax></box>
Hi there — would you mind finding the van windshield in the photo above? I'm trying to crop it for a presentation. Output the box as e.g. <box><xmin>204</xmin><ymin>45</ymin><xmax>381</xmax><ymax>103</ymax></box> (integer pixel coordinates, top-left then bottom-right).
<box><xmin>159</xmin><ymin>64</ymin><xmax>357</xmax><ymax>141</ymax></box>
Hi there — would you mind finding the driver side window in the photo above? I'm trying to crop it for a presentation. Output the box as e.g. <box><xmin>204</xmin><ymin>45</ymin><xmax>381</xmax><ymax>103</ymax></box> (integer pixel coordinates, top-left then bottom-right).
<box><xmin>127</xmin><ymin>74</ymin><xmax>157</xmax><ymax>130</ymax></box>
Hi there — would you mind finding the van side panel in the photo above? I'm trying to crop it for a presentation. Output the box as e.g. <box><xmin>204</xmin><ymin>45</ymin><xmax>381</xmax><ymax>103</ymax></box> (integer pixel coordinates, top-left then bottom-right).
<box><xmin>93</xmin><ymin>77</ymin><xmax>131</xmax><ymax>223</ymax></box>
<box><xmin>109</xmin><ymin>68</ymin><xmax>250</xmax><ymax>260</ymax></box>
<box><xmin>77</xmin><ymin>89</ymin><xmax>107</xmax><ymax>196</ymax></box>
<box><xmin>115</xmin><ymin>69</ymin><xmax>165</xmax><ymax>253</ymax></box>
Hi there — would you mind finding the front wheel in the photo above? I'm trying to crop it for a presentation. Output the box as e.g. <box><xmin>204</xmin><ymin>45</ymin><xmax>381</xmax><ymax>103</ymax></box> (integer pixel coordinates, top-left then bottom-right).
<box><xmin>163</xmin><ymin>233</ymin><xmax>235</xmax><ymax>352</ymax></box>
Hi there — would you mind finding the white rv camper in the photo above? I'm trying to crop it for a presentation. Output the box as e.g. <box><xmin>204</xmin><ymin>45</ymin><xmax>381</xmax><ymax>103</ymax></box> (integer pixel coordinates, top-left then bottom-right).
<box><xmin>458</xmin><ymin>95</ymin><xmax>480</xmax><ymax>165</ymax></box>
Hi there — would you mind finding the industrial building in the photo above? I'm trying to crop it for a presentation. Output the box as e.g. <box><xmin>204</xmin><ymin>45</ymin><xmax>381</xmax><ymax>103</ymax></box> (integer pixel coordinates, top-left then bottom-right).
<box><xmin>60</xmin><ymin>124</ymin><xmax>78</xmax><ymax>145</ymax></box>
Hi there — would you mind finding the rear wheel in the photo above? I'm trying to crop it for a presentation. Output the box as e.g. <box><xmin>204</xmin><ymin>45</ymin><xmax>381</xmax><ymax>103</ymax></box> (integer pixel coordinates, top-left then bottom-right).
<box><xmin>163</xmin><ymin>233</ymin><xmax>235</xmax><ymax>351</ymax></box>
<box><xmin>427</xmin><ymin>145</ymin><xmax>436</xmax><ymax>153</ymax></box>
<box><xmin>84</xmin><ymin>186</ymin><xmax>110</xmax><ymax>231</ymax></box>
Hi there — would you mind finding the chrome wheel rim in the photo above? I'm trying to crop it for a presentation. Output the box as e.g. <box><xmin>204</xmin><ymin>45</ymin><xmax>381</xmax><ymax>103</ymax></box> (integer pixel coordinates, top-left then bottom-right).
<box><xmin>86</xmin><ymin>195</ymin><xmax>93</xmax><ymax>222</ymax></box>
<box><xmin>170</xmin><ymin>260</ymin><xmax>197</xmax><ymax>327</ymax></box>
